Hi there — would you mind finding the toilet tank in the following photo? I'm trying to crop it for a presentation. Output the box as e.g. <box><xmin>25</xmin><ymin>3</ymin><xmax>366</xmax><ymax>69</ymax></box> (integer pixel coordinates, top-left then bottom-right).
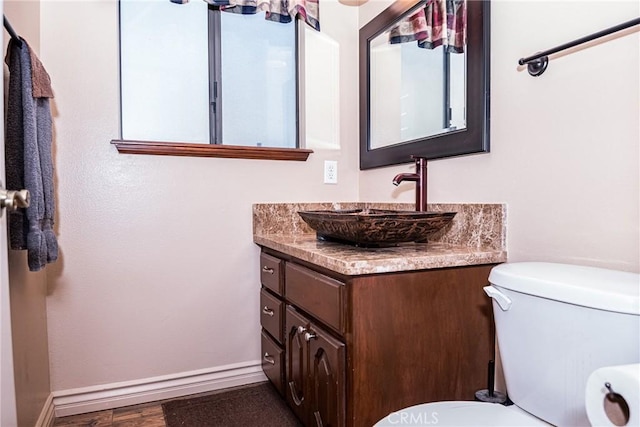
<box><xmin>486</xmin><ymin>262</ymin><xmax>640</xmax><ymax>427</ymax></box>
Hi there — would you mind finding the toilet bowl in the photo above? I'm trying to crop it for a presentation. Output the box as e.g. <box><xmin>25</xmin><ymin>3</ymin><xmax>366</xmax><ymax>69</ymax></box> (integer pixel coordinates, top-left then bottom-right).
<box><xmin>374</xmin><ymin>262</ymin><xmax>640</xmax><ymax>427</ymax></box>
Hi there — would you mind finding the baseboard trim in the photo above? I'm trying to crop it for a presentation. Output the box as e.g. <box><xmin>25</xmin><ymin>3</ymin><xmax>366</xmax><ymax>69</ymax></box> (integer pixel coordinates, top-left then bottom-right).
<box><xmin>35</xmin><ymin>393</ymin><xmax>55</xmax><ymax>427</ymax></box>
<box><xmin>52</xmin><ymin>360</ymin><xmax>267</xmax><ymax>418</ymax></box>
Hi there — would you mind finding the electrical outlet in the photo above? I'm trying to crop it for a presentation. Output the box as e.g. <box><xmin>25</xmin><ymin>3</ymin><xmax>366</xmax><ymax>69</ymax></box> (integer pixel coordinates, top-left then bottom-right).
<box><xmin>324</xmin><ymin>160</ymin><xmax>338</xmax><ymax>184</ymax></box>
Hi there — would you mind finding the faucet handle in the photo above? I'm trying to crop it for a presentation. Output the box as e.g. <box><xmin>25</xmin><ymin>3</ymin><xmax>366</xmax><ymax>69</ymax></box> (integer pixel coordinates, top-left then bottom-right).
<box><xmin>411</xmin><ymin>156</ymin><xmax>428</xmax><ymax>171</ymax></box>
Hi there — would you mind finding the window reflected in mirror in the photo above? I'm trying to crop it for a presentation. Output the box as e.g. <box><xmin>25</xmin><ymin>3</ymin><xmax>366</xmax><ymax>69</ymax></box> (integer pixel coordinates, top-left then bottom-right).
<box><xmin>369</xmin><ymin>13</ymin><xmax>466</xmax><ymax>149</ymax></box>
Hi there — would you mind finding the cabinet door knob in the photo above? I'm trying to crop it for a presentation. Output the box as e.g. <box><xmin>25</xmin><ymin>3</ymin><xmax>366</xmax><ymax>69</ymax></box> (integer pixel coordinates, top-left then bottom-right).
<box><xmin>297</xmin><ymin>325</ymin><xmax>307</xmax><ymax>335</ymax></box>
<box><xmin>262</xmin><ymin>266</ymin><xmax>274</xmax><ymax>274</ymax></box>
<box><xmin>304</xmin><ymin>331</ymin><xmax>317</xmax><ymax>342</ymax></box>
<box><xmin>262</xmin><ymin>306</ymin><xmax>274</xmax><ymax>316</ymax></box>
<box><xmin>263</xmin><ymin>352</ymin><xmax>275</xmax><ymax>365</ymax></box>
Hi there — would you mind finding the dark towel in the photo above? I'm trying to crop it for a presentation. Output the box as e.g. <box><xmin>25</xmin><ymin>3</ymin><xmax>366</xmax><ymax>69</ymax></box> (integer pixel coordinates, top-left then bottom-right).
<box><xmin>5</xmin><ymin>38</ymin><xmax>58</xmax><ymax>271</ymax></box>
<box><xmin>28</xmin><ymin>43</ymin><xmax>54</xmax><ymax>98</ymax></box>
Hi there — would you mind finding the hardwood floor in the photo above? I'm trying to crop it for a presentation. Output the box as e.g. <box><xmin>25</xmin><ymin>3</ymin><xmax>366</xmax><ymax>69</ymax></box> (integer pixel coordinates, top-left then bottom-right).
<box><xmin>52</xmin><ymin>383</ymin><xmax>268</xmax><ymax>427</ymax></box>
<box><xmin>53</xmin><ymin>382</ymin><xmax>281</xmax><ymax>426</ymax></box>
<box><xmin>53</xmin><ymin>401</ymin><xmax>166</xmax><ymax>427</ymax></box>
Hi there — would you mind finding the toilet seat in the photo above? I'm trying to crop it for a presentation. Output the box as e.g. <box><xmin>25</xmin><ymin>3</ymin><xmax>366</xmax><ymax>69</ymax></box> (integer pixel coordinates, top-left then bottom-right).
<box><xmin>374</xmin><ymin>401</ymin><xmax>551</xmax><ymax>426</ymax></box>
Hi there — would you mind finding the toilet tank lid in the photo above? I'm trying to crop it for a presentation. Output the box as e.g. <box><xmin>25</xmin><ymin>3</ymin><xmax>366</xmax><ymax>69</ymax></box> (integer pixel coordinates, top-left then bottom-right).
<box><xmin>488</xmin><ymin>262</ymin><xmax>640</xmax><ymax>315</ymax></box>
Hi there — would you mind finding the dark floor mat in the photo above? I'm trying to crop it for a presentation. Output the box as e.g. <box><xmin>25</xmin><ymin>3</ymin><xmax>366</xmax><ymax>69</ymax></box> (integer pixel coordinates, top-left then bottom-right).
<box><xmin>162</xmin><ymin>382</ymin><xmax>303</xmax><ymax>427</ymax></box>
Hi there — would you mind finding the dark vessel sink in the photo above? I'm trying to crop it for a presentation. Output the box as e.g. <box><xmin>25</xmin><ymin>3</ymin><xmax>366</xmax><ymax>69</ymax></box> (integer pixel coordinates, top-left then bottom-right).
<box><xmin>297</xmin><ymin>209</ymin><xmax>456</xmax><ymax>247</ymax></box>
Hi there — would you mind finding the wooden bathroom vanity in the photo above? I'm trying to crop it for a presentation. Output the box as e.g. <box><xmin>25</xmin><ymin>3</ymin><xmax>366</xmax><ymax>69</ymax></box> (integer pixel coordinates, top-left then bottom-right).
<box><xmin>254</xmin><ymin>203</ymin><xmax>507</xmax><ymax>427</ymax></box>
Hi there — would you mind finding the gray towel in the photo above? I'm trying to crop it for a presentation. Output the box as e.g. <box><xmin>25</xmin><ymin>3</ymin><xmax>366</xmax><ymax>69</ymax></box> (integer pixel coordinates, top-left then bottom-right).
<box><xmin>5</xmin><ymin>38</ymin><xmax>58</xmax><ymax>271</ymax></box>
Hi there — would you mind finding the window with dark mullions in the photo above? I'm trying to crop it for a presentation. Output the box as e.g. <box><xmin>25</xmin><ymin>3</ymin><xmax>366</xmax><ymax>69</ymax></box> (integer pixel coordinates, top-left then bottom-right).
<box><xmin>119</xmin><ymin>0</ymin><xmax>299</xmax><ymax>149</ymax></box>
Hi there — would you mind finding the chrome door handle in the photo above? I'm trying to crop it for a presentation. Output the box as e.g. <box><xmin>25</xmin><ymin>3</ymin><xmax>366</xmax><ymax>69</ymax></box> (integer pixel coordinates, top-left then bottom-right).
<box><xmin>0</xmin><ymin>181</ymin><xmax>30</xmax><ymax>218</ymax></box>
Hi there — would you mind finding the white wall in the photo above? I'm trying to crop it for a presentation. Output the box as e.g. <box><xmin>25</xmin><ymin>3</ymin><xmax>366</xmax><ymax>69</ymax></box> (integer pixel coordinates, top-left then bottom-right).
<box><xmin>359</xmin><ymin>0</ymin><xmax>640</xmax><ymax>273</ymax></box>
<box><xmin>38</xmin><ymin>0</ymin><xmax>359</xmax><ymax>393</ymax></box>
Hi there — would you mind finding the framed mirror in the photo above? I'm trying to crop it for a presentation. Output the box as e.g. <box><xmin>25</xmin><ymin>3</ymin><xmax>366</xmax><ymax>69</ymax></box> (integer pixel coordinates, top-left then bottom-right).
<box><xmin>359</xmin><ymin>0</ymin><xmax>490</xmax><ymax>169</ymax></box>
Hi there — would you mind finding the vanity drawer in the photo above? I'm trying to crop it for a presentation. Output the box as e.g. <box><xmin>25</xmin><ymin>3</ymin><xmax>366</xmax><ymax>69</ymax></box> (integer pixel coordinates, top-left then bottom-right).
<box><xmin>260</xmin><ymin>253</ymin><xmax>283</xmax><ymax>296</ymax></box>
<box><xmin>260</xmin><ymin>289</ymin><xmax>283</xmax><ymax>344</ymax></box>
<box><xmin>285</xmin><ymin>263</ymin><xmax>345</xmax><ymax>335</ymax></box>
<box><xmin>261</xmin><ymin>331</ymin><xmax>284</xmax><ymax>397</ymax></box>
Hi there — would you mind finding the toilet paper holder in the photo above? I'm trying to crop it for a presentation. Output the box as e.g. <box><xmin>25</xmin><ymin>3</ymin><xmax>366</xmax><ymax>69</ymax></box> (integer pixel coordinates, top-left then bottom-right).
<box><xmin>587</xmin><ymin>365</ymin><xmax>637</xmax><ymax>427</ymax></box>
<box><xmin>603</xmin><ymin>382</ymin><xmax>630</xmax><ymax>426</ymax></box>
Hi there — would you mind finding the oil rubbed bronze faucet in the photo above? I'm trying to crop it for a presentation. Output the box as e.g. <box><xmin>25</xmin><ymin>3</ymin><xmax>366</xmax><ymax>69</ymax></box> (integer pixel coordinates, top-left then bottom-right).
<box><xmin>392</xmin><ymin>156</ymin><xmax>428</xmax><ymax>212</ymax></box>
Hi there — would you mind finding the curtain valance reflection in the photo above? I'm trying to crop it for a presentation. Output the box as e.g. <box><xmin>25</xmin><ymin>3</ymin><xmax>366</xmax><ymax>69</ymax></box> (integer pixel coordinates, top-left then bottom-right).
<box><xmin>389</xmin><ymin>0</ymin><xmax>465</xmax><ymax>53</ymax></box>
<box><xmin>170</xmin><ymin>0</ymin><xmax>320</xmax><ymax>31</ymax></box>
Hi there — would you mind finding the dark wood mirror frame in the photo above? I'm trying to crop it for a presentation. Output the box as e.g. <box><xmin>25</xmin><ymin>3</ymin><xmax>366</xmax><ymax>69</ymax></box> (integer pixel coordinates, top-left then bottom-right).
<box><xmin>359</xmin><ymin>0</ymin><xmax>490</xmax><ymax>170</ymax></box>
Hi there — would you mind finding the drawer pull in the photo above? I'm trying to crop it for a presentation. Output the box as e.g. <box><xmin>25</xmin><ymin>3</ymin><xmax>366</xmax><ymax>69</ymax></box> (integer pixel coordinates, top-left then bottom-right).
<box><xmin>297</xmin><ymin>325</ymin><xmax>307</xmax><ymax>334</ymax></box>
<box><xmin>262</xmin><ymin>306</ymin><xmax>275</xmax><ymax>317</ymax></box>
<box><xmin>263</xmin><ymin>352</ymin><xmax>275</xmax><ymax>365</ymax></box>
<box><xmin>262</xmin><ymin>266</ymin><xmax>274</xmax><ymax>274</ymax></box>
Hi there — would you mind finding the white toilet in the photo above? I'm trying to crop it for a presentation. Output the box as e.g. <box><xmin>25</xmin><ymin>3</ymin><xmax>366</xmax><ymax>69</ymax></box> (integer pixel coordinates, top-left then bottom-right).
<box><xmin>374</xmin><ymin>262</ymin><xmax>640</xmax><ymax>427</ymax></box>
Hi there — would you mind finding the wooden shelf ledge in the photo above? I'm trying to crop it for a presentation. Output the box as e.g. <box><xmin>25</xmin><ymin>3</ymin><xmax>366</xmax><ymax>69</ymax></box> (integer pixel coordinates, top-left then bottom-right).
<box><xmin>111</xmin><ymin>140</ymin><xmax>313</xmax><ymax>161</ymax></box>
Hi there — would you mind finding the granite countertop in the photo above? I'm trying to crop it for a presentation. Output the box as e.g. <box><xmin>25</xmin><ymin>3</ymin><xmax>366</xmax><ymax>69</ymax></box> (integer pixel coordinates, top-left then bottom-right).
<box><xmin>253</xmin><ymin>202</ymin><xmax>507</xmax><ymax>276</ymax></box>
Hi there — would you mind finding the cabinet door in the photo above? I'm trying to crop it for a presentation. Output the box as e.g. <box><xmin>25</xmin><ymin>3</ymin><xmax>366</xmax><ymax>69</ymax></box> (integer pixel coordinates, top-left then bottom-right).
<box><xmin>308</xmin><ymin>325</ymin><xmax>346</xmax><ymax>427</ymax></box>
<box><xmin>285</xmin><ymin>306</ymin><xmax>310</xmax><ymax>423</ymax></box>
